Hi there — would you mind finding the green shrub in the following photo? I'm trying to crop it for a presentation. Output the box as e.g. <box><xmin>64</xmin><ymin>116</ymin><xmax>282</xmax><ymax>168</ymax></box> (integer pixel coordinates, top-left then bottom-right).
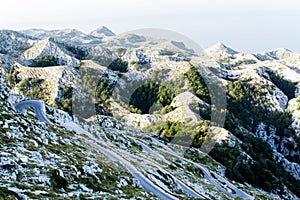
<box><xmin>185</xmin><ymin>66</ymin><xmax>210</xmax><ymax>103</ymax></box>
<box><xmin>0</xmin><ymin>187</ymin><xmax>21</xmax><ymax>200</ymax></box>
<box><xmin>55</xmin><ymin>86</ymin><xmax>73</xmax><ymax>115</ymax></box>
<box><xmin>226</xmin><ymin>80</ymin><xmax>295</xmax><ymax>138</ymax></box>
<box><xmin>74</xmin><ymin>67</ymin><xmax>115</xmax><ymax>117</ymax></box>
<box><xmin>49</xmin><ymin>169</ymin><xmax>68</xmax><ymax>190</ymax></box>
<box><xmin>19</xmin><ymin>78</ymin><xmax>46</xmax><ymax>100</ymax></box>
<box><xmin>74</xmin><ymin>62</ymin><xmax>82</xmax><ymax>71</ymax></box>
<box><xmin>159</xmin><ymin>50</ymin><xmax>175</xmax><ymax>56</ymax></box>
<box><xmin>297</xmin><ymin>98</ymin><xmax>300</xmax><ymax>110</ymax></box>
<box><xmin>219</xmin><ymin>79</ymin><xmax>299</xmax><ymax>196</ymax></box>
<box><xmin>267</xmin><ymin>70</ymin><xmax>296</xmax><ymax>100</ymax></box>
<box><xmin>65</xmin><ymin>45</ymin><xmax>88</xmax><ymax>60</ymax></box>
<box><xmin>129</xmin><ymin>82</ymin><xmax>175</xmax><ymax>114</ymax></box>
<box><xmin>29</xmin><ymin>55</ymin><xmax>59</xmax><ymax>67</ymax></box>
<box><xmin>144</xmin><ymin>120</ymin><xmax>209</xmax><ymax>147</ymax></box>
<box><xmin>6</xmin><ymin>65</ymin><xmax>21</xmax><ymax>87</ymax></box>
<box><xmin>128</xmin><ymin>105</ymin><xmax>142</xmax><ymax>114</ymax></box>
<box><xmin>163</xmin><ymin>105</ymin><xmax>175</xmax><ymax>113</ymax></box>
<box><xmin>218</xmin><ymin>57</ymin><xmax>256</xmax><ymax>67</ymax></box>
<box><xmin>108</xmin><ymin>58</ymin><xmax>128</xmax><ymax>73</ymax></box>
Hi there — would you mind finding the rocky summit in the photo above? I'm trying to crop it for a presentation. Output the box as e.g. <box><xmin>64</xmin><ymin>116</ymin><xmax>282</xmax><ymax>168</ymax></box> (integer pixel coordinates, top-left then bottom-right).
<box><xmin>0</xmin><ymin>27</ymin><xmax>299</xmax><ymax>199</ymax></box>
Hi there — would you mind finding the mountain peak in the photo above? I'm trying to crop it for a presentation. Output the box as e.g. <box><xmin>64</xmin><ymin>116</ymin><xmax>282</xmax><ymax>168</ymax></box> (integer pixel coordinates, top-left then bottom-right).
<box><xmin>267</xmin><ymin>47</ymin><xmax>292</xmax><ymax>55</ymax></box>
<box><xmin>90</xmin><ymin>26</ymin><xmax>115</xmax><ymax>37</ymax></box>
<box><xmin>214</xmin><ymin>42</ymin><xmax>227</xmax><ymax>48</ymax></box>
<box><xmin>210</xmin><ymin>42</ymin><xmax>238</xmax><ymax>54</ymax></box>
<box><xmin>204</xmin><ymin>42</ymin><xmax>238</xmax><ymax>58</ymax></box>
<box><xmin>260</xmin><ymin>48</ymin><xmax>293</xmax><ymax>60</ymax></box>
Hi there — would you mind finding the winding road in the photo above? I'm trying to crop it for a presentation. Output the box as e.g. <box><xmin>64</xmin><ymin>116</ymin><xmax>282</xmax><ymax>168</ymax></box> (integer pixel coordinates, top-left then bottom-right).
<box><xmin>14</xmin><ymin>100</ymin><xmax>52</xmax><ymax>124</ymax></box>
<box><xmin>13</xmin><ymin>101</ymin><xmax>180</xmax><ymax>199</ymax></box>
<box><xmin>134</xmin><ymin>137</ymin><xmax>254</xmax><ymax>199</ymax></box>
<box><xmin>14</xmin><ymin>100</ymin><xmax>254</xmax><ymax>200</ymax></box>
<box><xmin>84</xmin><ymin>137</ymin><xmax>180</xmax><ymax>200</ymax></box>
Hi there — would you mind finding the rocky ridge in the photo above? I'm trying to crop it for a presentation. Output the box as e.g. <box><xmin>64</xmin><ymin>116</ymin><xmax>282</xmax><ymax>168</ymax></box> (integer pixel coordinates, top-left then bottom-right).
<box><xmin>0</xmin><ymin>27</ymin><xmax>299</xmax><ymax>199</ymax></box>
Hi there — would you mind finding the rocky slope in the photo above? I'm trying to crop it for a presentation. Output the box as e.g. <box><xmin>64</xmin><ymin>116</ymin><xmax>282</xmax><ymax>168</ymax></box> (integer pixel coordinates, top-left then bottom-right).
<box><xmin>0</xmin><ymin>27</ymin><xmax>299</xmax><ymax>199</ymax></box>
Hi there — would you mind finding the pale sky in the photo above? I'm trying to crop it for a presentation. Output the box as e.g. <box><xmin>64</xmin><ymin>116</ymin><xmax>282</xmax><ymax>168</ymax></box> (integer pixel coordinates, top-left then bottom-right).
<box><xmin>0</xmin><ymin>0</ymin><xmax>299</xmax><ymax>53</ymax></box>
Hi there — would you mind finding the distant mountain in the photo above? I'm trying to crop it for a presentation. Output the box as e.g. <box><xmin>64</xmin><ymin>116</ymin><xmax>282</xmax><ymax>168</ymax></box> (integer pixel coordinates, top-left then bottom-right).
<box><xmin>204</xmin><ymin>42</ymin><xmax>239</xmax><ymax>59</ymax></box>
<box><xmin>21</xmin><ymin>28</ymin><xmax>86</xmax><ymax>39</ymax></box>
<box><xmin>90</xmin><ymin>26</ymin><xmax>116</xmax><ymax>37</ymax></box>
<box><xmin>0</xmin><ymin>27</ymin><xmax>299</xmax><ymax>199</ymax></box>
<box><xmin>20</xmin><ymin>28</ymin><xmax>103</xmax><ymax>45</ymax></box>
<box><xmin>256</xmin><ymin>48</ymin><xmax>294</xmax><ymax>61</ymax></box>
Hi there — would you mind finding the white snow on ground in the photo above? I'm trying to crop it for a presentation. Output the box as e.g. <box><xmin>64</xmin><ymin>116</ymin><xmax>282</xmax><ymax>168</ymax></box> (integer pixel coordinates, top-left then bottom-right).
<box><xmin>1</xmin><ymin>30</ymin><xmax>299</xmax><ymax>199</ymax></box>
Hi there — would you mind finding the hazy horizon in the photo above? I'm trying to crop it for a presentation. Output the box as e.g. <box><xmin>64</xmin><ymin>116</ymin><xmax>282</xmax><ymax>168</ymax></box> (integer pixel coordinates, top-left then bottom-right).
<box><xmin>1</xmin><ymin>0</ymin><xmax>299</xmax><ymax>53</ymax></box>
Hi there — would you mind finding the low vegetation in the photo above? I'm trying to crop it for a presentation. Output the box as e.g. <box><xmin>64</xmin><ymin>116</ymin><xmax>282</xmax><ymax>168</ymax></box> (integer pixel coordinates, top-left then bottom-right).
<box><xmin>29</xmin><ymin>55</ymin><xmax>59</xmax><ymax>67</ymax></box>
<box><xmin>73</xmin><ymin>67</ymin><xmax>115</xmax><ymax>118</ymax></box>
<box><xmin>219</xmin><ymin>79</ymin><xmax>299</xmax><ymax>196</ymax></box>
<box><xmin>144</xmin><ymin>120</ymin><xmax>209</xmax><ymax>147</ymax></box>
<box><xmin>297</xmin><ymin>98</ymin><xmax>300</xmax><ymax>110</ymax></box>
<box><xmin>185</xmin><ymin>66</ymin><xmax>210</xmax><ymax>103</ymax></box>
<box><xmin>267</xmin><ymin>70</ymin><xmax>296</xmax><ymax>100</ymax></box>
<box><xmin>55</xmin><ymin>86</ymin><xmax>73</xmax><ymax>115</ymax></box>
<box><xmin>210</xmin><ymin>137</ymin><xmax>299</xmax><ymax>196</ymax></box>
<box><xmin>65</xmin><ymin>45</ymin><xmax>88</xmax><ymax>60</ymax></box>
<box><xmin>107</xmin><ymin>57</ymin><xmax>129</xmax><ymax>73</ymax></box>
<box><xmin>218</xmin><ymin>57</ymin><xmax>257</xmax><ymax>67</ymax></box>
<box><xmin>226</xmin><ymin>80</ymin><xmax>295</xmax><ymax>138</ymax></box>
<box><xmin>145</xmin><ymin>74</ymin><xmax>299</xmax><ymax>196</ymax></box>
<box><xmin>95</xmin><ymin>77</ymin><xmax>114</xmax><ymax>115</ymax></box>
<box><xmin>19</xmin><ymin>78</ymin><xmax>48</xmax><ymax>100</ymax></box>
<box><xmin>129</xmin><ymin>82</ymin><xmax>175</xmax><ymax>114</ymax></box>
<box><xmin>6</xmin><ymin>65</ymin><xmax>21</xmax><ymax>87</ymax></box>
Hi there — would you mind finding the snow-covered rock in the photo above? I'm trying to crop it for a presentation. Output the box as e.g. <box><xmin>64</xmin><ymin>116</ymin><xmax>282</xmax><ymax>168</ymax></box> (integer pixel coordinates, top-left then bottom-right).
<box><xmin>90</xmin><ymin>26</ymin><xmax>116</xmax><ymax>37</ymax></box>
<box><xmin>204</xmin><ymin>42</ymin><xmax>239</xmax><ymax>59</ymax></box>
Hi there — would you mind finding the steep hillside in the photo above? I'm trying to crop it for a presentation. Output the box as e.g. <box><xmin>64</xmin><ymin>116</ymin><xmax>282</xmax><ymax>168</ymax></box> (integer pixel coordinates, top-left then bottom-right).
<box><xmin>0</xmin><ymin>27</ymin><xmax>299</xmax><ymax>199</ymax></box>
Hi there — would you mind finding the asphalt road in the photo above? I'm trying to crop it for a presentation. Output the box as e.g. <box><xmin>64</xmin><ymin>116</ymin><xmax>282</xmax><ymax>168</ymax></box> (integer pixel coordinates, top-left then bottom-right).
<box><xmin>83</xmin><ymin>136</ymin><xmax>180</xmax><ymax>200</ymax></box>
<box><xmin>150</xmin><ymin>138</ymin><xmax>254</xmax><ymax>199</ymax></box>
<box><xmin>14</xmin><ymin>100</ymin><xmax>253</xmax><ymax>199</ymax></box>
<box><xmin>14</xmin><ymin>100</ymin><xmax>179</xmax><ymax>199</ymax></box>
<box><xmin>14</xmin><ymin>100</ymin><xmax>52</xmax><ymax>124</ymax></box>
